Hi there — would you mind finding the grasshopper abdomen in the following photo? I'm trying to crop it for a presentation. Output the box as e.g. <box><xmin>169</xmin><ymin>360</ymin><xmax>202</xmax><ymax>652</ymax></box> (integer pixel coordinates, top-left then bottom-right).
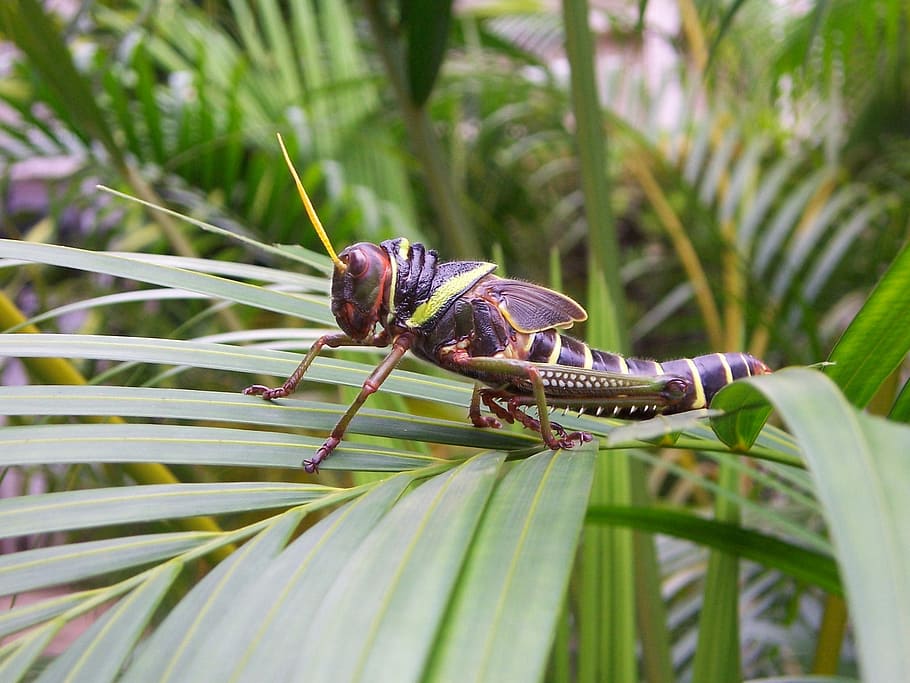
<box><xmin>525</xmin><ymin>327</ymin><xmax>769</xmax><ymax>413</ymax></box>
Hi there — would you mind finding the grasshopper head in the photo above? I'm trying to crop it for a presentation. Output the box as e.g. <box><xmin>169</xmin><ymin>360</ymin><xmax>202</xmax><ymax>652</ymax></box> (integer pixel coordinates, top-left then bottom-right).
<box><xmin>331</xmin><ymin>242</ymin><xmax>392</xmax><ymax>340</ymax></box>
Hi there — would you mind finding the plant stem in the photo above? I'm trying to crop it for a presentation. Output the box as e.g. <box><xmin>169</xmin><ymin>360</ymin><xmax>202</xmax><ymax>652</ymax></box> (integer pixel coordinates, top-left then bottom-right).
<box><xmin>364</xmin><ymin>1</ymin><xmax>479</xmax><ymax>259</ymax></box>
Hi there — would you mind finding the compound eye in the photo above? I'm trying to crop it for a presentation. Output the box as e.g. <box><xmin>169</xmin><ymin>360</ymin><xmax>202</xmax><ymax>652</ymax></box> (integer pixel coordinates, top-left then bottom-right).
<box><xmin>345</xmin><ymin>249</ymin><xmax>369</xmax><ymax>277</ymax></box>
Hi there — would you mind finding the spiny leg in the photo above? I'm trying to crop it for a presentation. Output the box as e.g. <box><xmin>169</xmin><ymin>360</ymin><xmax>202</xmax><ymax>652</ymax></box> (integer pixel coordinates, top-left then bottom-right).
<box><xmin>480</xmin><ymin>389</ymin><xmax>516</xmax><ymax>425</ymax></box>
<box><xmin>471</xmin><ymin>387</ymin><xmax>580</xmax><ymax>447</ymax></box>
<box><xmin>519</xmin><ymin>365</ymin><xmax>592</xmax><ymax>449</ymax></box>
<box><xmin>503</xmin><ymin>397</ymin><xmax>570</xmax><ymax>440</ymax></box>
<box><xmin>469</xmin><ymin>384</ymin><xmax>501</xmax><ymax>429</ymax></box>
<box><xmin>453</xmin><ymin>357</ymin><xmax>593</xmax><ymax>450</ymax></box>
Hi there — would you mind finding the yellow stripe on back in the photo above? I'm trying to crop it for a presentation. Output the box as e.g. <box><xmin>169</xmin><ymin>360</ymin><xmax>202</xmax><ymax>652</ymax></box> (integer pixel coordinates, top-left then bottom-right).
<box><xmin>715</xmin><ymin>352</ymin><xmax>734</xmax><ymax>384</ymax></box>
<box><xmin>406</xmin><ymin>264</ymin><xmax>492</xmax><ymax>328</ymax></box>
<box><xmin>684</xmin><ymin>358</ymin><xmax>706</xmax><ymax>408</ymax></box>
<box><xmin>739</xmin><ymin>352</ymin><xmax>753</xmax><ymax>375</ymax></box>
<box><xmin>582</xmin><ymin>344</ymin><xmax>593</xmax><ymax>369</ymax></box>
<box><xmin>547</xmin><ymin>334</ymin><xmax>563</xmax><ymax>363</ymax></box>
<box><xmin>616</xmin><ymin>355</ymin><xmax>630</xmax><ymax>374</ymax></box>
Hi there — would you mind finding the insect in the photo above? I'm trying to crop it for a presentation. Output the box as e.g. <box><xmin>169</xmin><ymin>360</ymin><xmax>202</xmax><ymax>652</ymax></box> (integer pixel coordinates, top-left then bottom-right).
<box><xmin>244</xmin><ymin>136</ymin><xmax>771</xmax><ymax>472</ymax></box>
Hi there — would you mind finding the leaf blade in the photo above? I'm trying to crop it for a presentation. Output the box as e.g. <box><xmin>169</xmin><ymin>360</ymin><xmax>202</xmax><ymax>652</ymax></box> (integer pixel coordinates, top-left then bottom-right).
<box><xmin>428</xmin><ymin>446</ymin><xmax>596</xmax><ymax>681</ymax></box>
<box><xmin>713</xmin><ymin>368</ymin><xmax>910</xmax><ymax>682</ymax></box>
<box><xmin>0</xmin><ymin>482</ymin><xmax>334</xmax><ymax>540</ymax></box>
<box><xmin>825</xmin><ymin>239</ymin><xmax>910</xmax><ymax>408</ymax></box>
<box><xmin>35</xmin><ymin>564</ymin><xmax>179</xmax><ymax>683</ymax></box>
<box><xmin>0</xmin><ymin>533</ymin><xmax>210</xmax><ymax>597</ymax></box>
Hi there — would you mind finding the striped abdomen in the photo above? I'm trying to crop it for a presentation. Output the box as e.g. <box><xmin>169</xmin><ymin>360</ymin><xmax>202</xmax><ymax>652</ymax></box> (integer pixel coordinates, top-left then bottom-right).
<box><xmin>526</xmin><ymin>329</ymin><xmax>770</xmax><ymax>414</ymax></box>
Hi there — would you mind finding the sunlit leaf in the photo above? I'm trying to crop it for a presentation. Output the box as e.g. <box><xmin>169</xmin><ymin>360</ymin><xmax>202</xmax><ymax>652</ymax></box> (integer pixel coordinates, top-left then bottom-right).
<box><xmin>0</xmin><ymin>534</ymin><xmax>210</xmax><ymax>596</ymax></box>
<box><xmin>826</xmin><ymin>240</ymin><xmax>910</xmax><ymax>408</ymax></box>
<box><xmin>34</xmin><ymin>564</ymin><xmax>179</xmax><ymax>683</ymax></box>
<box><xmin>428</xmin><ymin>447</ymin><xmax>596</xmax><ymax>681</ymax></box>
<box><xmin>714</xmin><ymin>368</ymin><xmax>910</xmax><ymax>682</ymax></box>
<box><xmin>0</xmin><ymin>482</ymin><xmax>333</xmax><ymax>539</ymax></box>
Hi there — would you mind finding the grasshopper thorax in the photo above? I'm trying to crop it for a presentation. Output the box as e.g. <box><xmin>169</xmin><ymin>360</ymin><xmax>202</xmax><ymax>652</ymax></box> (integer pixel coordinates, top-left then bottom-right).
<box><xmin>331</xmin><ymin>242</ymin><xmax>392</xmax><ymax>340</ymax></box>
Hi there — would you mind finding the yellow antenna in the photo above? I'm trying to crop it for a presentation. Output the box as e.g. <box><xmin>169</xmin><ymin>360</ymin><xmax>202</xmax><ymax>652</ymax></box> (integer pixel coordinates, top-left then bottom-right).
<box><xmin>276</xmin><ymin>133</ymin><xmax>345</xmax><ymax>271</ymax></box>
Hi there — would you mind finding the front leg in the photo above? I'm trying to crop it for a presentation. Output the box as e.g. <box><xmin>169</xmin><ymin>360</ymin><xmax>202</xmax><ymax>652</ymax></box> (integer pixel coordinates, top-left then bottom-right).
<box><xmin>244</xmin><ymin>329</ymin><xmax>402</xmax><ymax>472</ymax></box>
<box><xmin>302</xmin><ymin>332</ymin><xmax>414</xmax><ymax>472</ymax></box>
<box><xmin>243</xmin><ymin>330</ymin><xmax>390</xmax><ymax>399</ymax></box>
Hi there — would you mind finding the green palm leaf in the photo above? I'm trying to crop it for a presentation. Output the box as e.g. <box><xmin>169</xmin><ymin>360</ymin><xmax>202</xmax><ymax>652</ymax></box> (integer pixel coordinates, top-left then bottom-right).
<box><xmin>713</xmin><ymin>369</ymin><xmax>910</xmax><ymax>682</ymax></box>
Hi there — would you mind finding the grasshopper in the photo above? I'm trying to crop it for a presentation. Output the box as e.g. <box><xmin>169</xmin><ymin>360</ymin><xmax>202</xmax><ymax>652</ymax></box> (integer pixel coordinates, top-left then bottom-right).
<box><xmin>245</xmin><ymin>136</ymin><xmax>771</xmax><ymax>472</ymax></box>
